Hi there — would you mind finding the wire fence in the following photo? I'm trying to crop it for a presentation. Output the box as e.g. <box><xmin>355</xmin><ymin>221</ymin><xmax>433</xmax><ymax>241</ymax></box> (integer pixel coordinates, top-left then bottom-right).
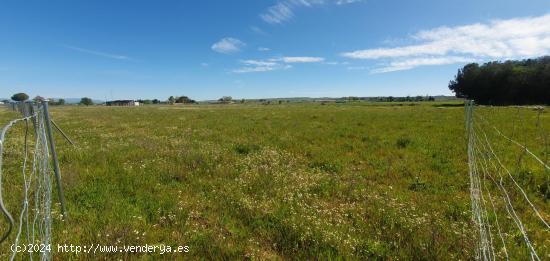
<box><xmin>466</xmin><ymin>101</ymin><xmax>550</xmax><ymax>260</ymax></box>
<box><xmin>0</xmin><ymin>101</ymin><xmax>56</xmax><ymax>260</ymax></box>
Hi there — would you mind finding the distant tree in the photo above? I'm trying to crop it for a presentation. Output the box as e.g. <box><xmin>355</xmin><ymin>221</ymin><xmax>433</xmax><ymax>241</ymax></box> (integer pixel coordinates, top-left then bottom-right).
<box><xmin>218</xmin><ymin>96</ymin><xmax>233</xmax><ymax>103</ymax></box>
<box><xmin>427</xmin><ymin>96</ymin><xmax>435</xmax><ymax>101</ymax></box>
<box><xmin>346</xmin><ymin>96</ymin><xmax>360</xmax><ymax>101</ymax></box>
<box><xmin>57</xmin><ymin>98</ymin><xmax>66</xmax><ymax>105</ymax></box>
<box><xmin>80</xmin><ymin>97</ymin><xmax>93</xmax><ymax>106</ymax></box>
<box><xmin>152</xmin><ymin>99</ymin><xmax>160</xmax><ymax>104</ymax></box>
<box><xmin>33</xmin><ymin>96</ymin><xmax>45</xmax><ymax>102</ymax></box>
<box><xmin>240</xmin><ymin>99</ymin><xmax>245</xmax><ymax>104</ymax></box>
<box><xmin>168</xmin><ymin>96</ymin><xmax>175</xmax><ymax>105</ymax></box>
<box><xmin>2</xmin><ymin>99</ymin><xmax>10</xmax><ymax>103</ymax></box>
<box><xmin>175</xmin><ymin>96</ymin><xmax>195</xmax><ymax>104</ymax></box>
<box><xmin>11</xmin><ymin>93</ymin><xmax>29</xmax><ymax>102</ymax></box>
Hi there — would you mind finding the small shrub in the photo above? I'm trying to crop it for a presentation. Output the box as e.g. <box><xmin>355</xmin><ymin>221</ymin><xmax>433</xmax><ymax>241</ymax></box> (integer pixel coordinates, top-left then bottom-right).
<box><xmin>309</xmin><ymin>160</ymin><xmax>342</xmax><ymax>174</ymax></box>
<box><xmin>517</xmin><ymin>169</ymin><xmax>534</xmax><ymax>187</ymax></box>
<box><xmin>396</xmin><ymin>137</ymin><xmax>411</xmax><ymax>148</ymax></box>
<box><xmin>408</xmin><ymin>176</ymin><xmax>426</xmax><ymax>191</ymax></box>
<box><xmin>539</xmin><ymin>180</ymin><xmax>550</xmax><ymax>200</ymax></box>
<box><xmin>233</xmin><ymin>143</ymin><xmax>260</xmax><ymax>155</ymax></box>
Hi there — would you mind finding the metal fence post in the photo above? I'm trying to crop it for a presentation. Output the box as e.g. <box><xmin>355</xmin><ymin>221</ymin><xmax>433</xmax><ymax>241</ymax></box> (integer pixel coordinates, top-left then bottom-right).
<box><xmin>42</xmin><ymin>100</ymin><xmax>67</xmax><ymax>219</ymax></box>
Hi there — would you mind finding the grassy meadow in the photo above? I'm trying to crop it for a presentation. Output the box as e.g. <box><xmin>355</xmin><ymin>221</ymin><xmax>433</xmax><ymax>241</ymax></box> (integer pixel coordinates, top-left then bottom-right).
<box><xmin>0</xmin><ymin>102</ymin><xmax>549</xmax><ymax>259</ymax></box>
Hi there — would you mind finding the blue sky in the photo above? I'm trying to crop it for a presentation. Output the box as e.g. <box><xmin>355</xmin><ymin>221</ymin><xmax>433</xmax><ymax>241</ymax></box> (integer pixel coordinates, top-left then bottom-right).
<box><xmin>1</xmin><ymin>0</ymin><xmax>550</xmax><ymax>100</ymax></box>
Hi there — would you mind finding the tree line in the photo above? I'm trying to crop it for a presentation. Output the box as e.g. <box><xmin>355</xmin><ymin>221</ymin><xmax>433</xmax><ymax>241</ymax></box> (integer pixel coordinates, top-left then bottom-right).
<box><xmin>449</xmin><ymin>56</ymin><xmax>550</xmax><ymax>105</ymax></box>
<box><xmin>4</xmin><ymin>94</ymin><xmax>199</xmax><ymax>106</ymax></box>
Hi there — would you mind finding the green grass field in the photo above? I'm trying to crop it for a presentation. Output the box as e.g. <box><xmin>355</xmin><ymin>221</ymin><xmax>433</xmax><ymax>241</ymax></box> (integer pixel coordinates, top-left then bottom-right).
<box><xmin>0</xmin><ymin>102</ymin><xmax>548</xmax><ymax>259</ymax></box>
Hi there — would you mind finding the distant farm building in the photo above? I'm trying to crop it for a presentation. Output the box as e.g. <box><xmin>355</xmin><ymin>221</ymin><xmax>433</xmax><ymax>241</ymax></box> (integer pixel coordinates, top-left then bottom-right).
<box><xmin>106</xmin><ymin>100</ymin><xmax>140</xmax><ymax>106</ymax></box>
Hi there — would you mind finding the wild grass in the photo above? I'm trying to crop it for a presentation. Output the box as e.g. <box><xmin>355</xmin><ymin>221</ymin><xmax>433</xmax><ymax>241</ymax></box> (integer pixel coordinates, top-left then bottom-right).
<box><xmin>0</xmin><ymin>102</ymin><xmax>548</xmax><ymax>259</ymax></box>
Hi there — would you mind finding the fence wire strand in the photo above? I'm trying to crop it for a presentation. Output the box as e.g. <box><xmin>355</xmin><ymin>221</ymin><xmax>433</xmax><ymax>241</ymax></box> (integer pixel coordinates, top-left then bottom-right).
<box><xmin>0</xmin><ymin>103</ymin><xmax>54</xmax><ymax>260</ymax></box>
<box><xmin>466</xmin><ymin>101</ymin><xmax>550</xmax><ymax>261</ymax></box>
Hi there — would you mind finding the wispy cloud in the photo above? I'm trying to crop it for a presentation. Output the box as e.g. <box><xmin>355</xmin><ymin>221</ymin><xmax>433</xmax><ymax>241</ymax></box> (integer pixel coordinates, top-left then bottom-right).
<box><xmin>63</xmin><ymin>45</ymin><xmax>134</xmax><ymax>61</ymax></box>
<box><xmin>233</xmin><ymin>59</ymin><xmax>291</xmax><ymax>73</ymax></box>
<box><xmin>341</xmin><ymin>13</ymin><xmax>550</xmax><ymax>73</ymax></box>
<box><xmin>261</xmin><ymin>1</ymin><xmax>295</xmax><ymax>25</ymax></box>
<box><xmin>232</xmin><ymin>56</ymin><xmax>324</xmax><ymax>73</ymax></box>
<box><xmin>346</xmin><ymin>66</ymin><xmax>368</xmax><ymax>70</ymax></box>
<box><xmin>211</xmin><ymin>37</ymin><xmax>246</xmax><ymax>54</ymax></box>
<box><xmin>336</xmin><ymin>0</ymin><xmax>363</xmax><ymax>5</ymax></box>
<box><xmin>370</xmin><ymin>56</ymin><xmax>474</xmax><ymax>74</ymax></box>
<box><xmin>258</xmin><ymin>47</ymin><xmax>271</xmax><ymax>51</ymax></box>
<box><xmin>276</xmin><ymin>56</ymin><xmax>324</xmax><ymax>63</ymax></box>
<box><xmin>324</xmin><ymin>61</ymin><xmax>349</xmax><ymax>65</ymax></box>
<box><xmin>260</xmin><ymin>0</ymin><xmax>361</xmax><ymax>25</ymax></box>
<box><xmin>250</xmin><ymin>26</ymin><xmax>269</xmax><ymax>36</ymax></box>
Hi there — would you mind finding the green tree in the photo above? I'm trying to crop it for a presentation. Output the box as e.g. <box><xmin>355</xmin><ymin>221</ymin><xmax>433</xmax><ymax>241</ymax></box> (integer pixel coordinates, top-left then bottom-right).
<box><xmin>57</xmin><ymin>98</ymin><xmax>66</xmax><ymax>105</ymax></box>
<box><xmin>175</xmin><ymin>96</ymin><xmax>195</xmax><ymax>104</ymax></box>
<box><xmin>449</xmin><ymin>56</ymin><xmax>550</xmax><ymax>105</ymax></box>
<box><xmin>11</xmin><ymin>93</ymin><xmax>29</xmax><ymax>101</ymax></box>
<box><xmin>168</xmin><ymin>96</ymin><xmax>175</xmax><ymax>105</ymax></box>
<box><xmin>80</xmin><ymin>97</ymin><xmax>93</xmax><ymax>106</ymax></box>
<box><xmin>218</xmin><ymin>96</ymin><xmax>232</xmax><ymax>103</ymax></box>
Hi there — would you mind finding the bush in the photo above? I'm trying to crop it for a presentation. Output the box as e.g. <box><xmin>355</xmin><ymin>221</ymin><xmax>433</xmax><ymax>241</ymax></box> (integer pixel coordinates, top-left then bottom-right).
<box><xmin>396</xmin><ymin>137</ymin><xmax>411</xmax><ymax>148</ymax></box>
<box><xmin>309</xmin><ymin>160</ymin><xmax>342</xmax><ymax>174</ymax></box>
<box><xmin>233</xmin><ymin>143</ymin><xmax>260</xmax><ymax>155</ymax></box>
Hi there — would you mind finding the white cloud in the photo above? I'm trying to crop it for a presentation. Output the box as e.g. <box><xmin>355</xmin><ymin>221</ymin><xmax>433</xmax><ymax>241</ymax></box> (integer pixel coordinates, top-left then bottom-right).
<box><xmin>200</xmin><ymin>62</ymin><xmax>209</xmax><ymax>67</ymax></box>
<box><xmin>211</xmin><ymin>37</ymin><xmax>246</xmax><ymax>54</ymax></box>
<box><xmin>63</xmin><ymin>45</ymin><xmax>134</xmax><ymax>61</ymax></box>
<box><xmin>233</xmin><ymin>66</ymin><xmax>287</xmax><ymax>73</ymax></box>
<box><xmin>233</xmin><ymin>59</ymin><xmax>292</xmax><ymax>73</ymax></box>
<box><xmin>241</xmin><ymin>60</ymin><xmax>279</xmax><ymax>67</ymax></box>
<box><xmin>260</xmin><ymin>0</ymin><xmax>359</xmax><ymax>25</ymax></box>
<box><xmin>371</xmin><ymin>56</ymin><xmax>474</xmax><ymax>74</ymax></box>
<box><xmin>260</xmin><ymin>2</ymin><xmax>296</xmax><ymax>24</ymax></box>
<box><xmin>336</xmin><ymin>0</ymin><xmax>363</xmax><ymax>5</ymax></box>
<box><xmin>258</xmin><ymin>47</ymin><xmax>271</xmax><ymax>51</ymax></box>
<box><xmin>275</xmin><ymin>56</ymin><xmax>325</xmax><ymax>63</ymax></box>
<box><xmin>325</xmin><ymin>61</ymin><xmax>349</xmax><ymax>65</ymax></box>
<box><xmin>232</xmin><ymin>56</ymin><xmax>324</xmax><ymax>73</ymax></box>
<box><xmin>341</xmin><ymin>13</ymin><xmax>550</xmax><ymax>72</ymax></box>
